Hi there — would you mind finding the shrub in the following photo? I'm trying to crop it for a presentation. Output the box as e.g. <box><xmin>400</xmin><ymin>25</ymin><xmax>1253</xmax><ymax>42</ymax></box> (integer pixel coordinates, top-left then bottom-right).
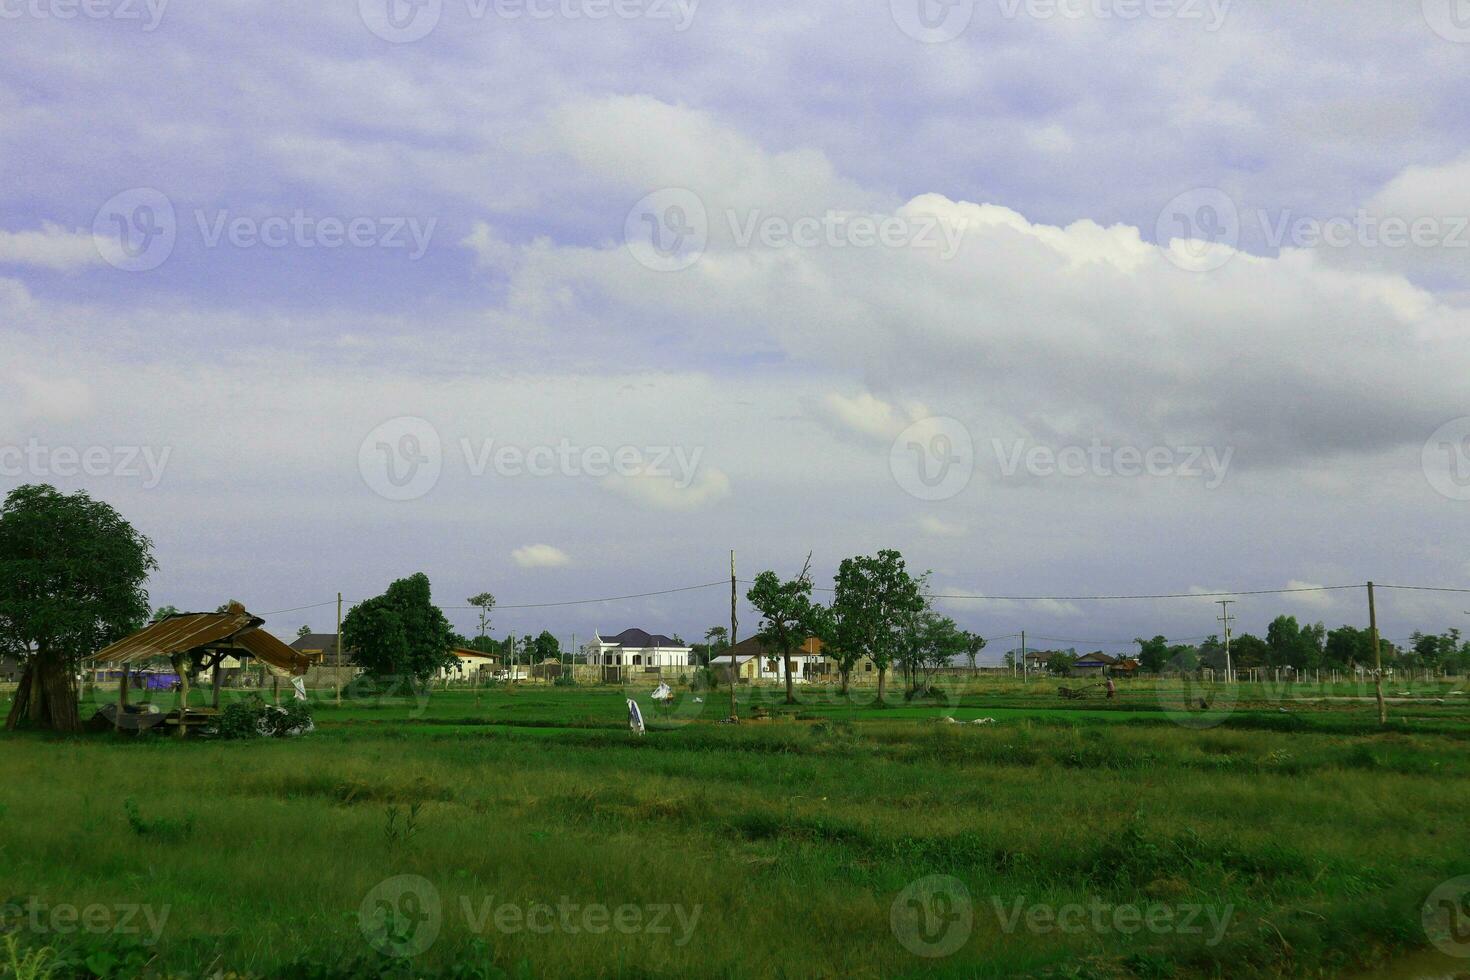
<box><xmin>217</xmin><ymin>695</ymin><xmax>270</xmax><ymax>739</ymax></box>
<box><xmin>216</xmin><ymin>694</ymin><xmax>314</xmax><ymax>738</ymax></box>
<box><xmin>553</xmin><ymin>673</ymin><xmax>577</xmax><ymax>687</ymax></box>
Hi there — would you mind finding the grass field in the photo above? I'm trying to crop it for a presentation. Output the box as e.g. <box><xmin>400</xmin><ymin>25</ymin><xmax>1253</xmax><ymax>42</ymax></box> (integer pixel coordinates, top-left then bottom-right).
<box><xmin>3</xmin><ymin>678</ymin><xmax>1470</xmax><ymax>978</ymax></box>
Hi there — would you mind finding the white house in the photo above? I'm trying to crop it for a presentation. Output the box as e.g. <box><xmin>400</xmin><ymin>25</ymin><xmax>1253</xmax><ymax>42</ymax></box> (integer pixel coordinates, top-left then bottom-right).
<box><xmin>584</xmin><ymin>629</ymin><xmax>693</xmax><ymax>670</ymax></box>
<box><xmin>438</xmin><ymin>647</ymin><xmax>500</xmax><ymax>684</ymax></box>
<box><xmin>709</xmin><ymin>636</ymin><xmax>832</xmax><ymax>683</ymax></box>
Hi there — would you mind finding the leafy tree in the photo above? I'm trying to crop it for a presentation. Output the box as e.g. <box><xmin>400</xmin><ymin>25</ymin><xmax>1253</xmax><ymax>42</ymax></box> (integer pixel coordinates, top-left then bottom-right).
<box><xmin>296</xmin><ymin>624</ymin><xmax>312</xmax><ymax>639</ymax></box>
<box><xmin>341</xmin><ymin>573</ymin><xmax>454</xmax><ymax>683</ymax></box>
<box><xmin>746</xmin><ymin>557</ymin><xmax>821</xmax><ymax>705</ymax></box>
<box><xmin>830</xmin><ymin>550</ymin><xmax>926</xmax><ymax>704</ymax></box>
<box><xmin>1324</xmin><ymin>625</ymin><xmax>1370</xmax><ymax>668</ymax></box>
<box><xmin>531</xmin><ymin>630</ymin><xmax>561</xmax><ymax>663</ymax></box>
<box><xmin>467</xmin><ymin>592</ymin><xmax>496</xmax><ymax>639</ymax></box>
<box><xmin>152</xmin><ymin>605</ymin><xmax>180</xmax><ymax>622</ymax></box>
<box><xmin>898</xmin><ymin>611</ymin><xmax>968</xmax><ymax>695</ymax></box>
<box><xmin>0</xmin><ymin>485</ymin><xmax>156</xmax><ymax>732</ymax></box>
<box><xmin>963</xmin><ymin>631</ymin><xmax>987</xmax><ymax>677</ymax></box>
<box><xmin>1135</xmin><ymin>635</ymin><xmax>1170</xmax><ymax>674</ymax></box>
<box><xmin>1228</xmin><ymin>633</ymin><xmax>1269</xmax><ymax>672</ymax></box>
<box><xmin>1046</xmin><ymin>651</ymin><xmax>1078</xmax><ymax>676</ymax></box>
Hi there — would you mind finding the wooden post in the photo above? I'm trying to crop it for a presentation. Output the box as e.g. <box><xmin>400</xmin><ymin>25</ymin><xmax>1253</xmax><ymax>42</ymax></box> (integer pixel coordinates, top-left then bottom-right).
<box><xmin>212</xmin><ymin>652</ymin><xmax>224</xmax><ymax>710</ymax></box>
<box><xmin>729</xmin><ymin>549</ymin><xmax>738</xmax><ymax>722</ymax></box>
<box><xmin>1368</xmin><ymin>582</ymin><xmax>1387</xmax><ymax>725</ymax></box>
<box><xmin>176</xmin><ymin>659</ymin><xmax>189</xmax><ymax>739</ymax></box>
<box><xmin>116</xmin><ymin>666</ymin><xmax>128</xmax><ymax>733</ymax></box>
<box><xmin>272</xmin><ymin>674</ymin><xmax>280</xmax><ymax>705</ymax></box>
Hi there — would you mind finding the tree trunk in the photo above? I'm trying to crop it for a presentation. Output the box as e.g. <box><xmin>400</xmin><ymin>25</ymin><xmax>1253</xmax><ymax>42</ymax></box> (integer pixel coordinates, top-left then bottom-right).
<box><xmin>5</xmin><ymin>650</ymin><xmax>82</xmax><ymax>733</ymax></box>
<box><xmin>839</xmin><ymin>667</ymin><xmax>850</xmax><ymax>696</ymax></box>
<box><xmin>877</xmin><ymin>666</ymin><xmax>887</xmax><ymax>705</ymax></box>
<box><xmin>783</xmin><ymin>651</ymin><xmax>795</xmax><ymax>705</ymax></box>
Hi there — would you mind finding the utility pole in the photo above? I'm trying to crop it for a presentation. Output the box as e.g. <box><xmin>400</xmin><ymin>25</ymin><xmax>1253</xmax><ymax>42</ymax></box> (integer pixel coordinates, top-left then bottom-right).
<box><xmin>1368</xmin><ymin>582</ymin><xmax>1386</xmax><ymax>725</ymax></box>
<box><xmin>729</xmin><ymin>550</ymin><xmax>738</xmax><ymax>722</ymax></box>
<box><xmin>1216</xmin><ymin>600</ymin><xmax>1235</xmax><ymax>683</ymax></box>
<box><xmin>335</xmin><ymin>592</ymin><xmax>343</xmax><ymax>707</ymax></box>
<box><xmin>1020</xmin><ymin>630</ymin><xmax>1026</xmax><ymax>683</ymax></box>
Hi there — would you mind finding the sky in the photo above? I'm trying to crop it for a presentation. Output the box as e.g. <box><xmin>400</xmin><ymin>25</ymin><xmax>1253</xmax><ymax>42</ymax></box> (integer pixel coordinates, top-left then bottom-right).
<box><xmin>2</xmin><ymin>0</ymin><xmax>1469</xmax><ymax>656</ymax></box>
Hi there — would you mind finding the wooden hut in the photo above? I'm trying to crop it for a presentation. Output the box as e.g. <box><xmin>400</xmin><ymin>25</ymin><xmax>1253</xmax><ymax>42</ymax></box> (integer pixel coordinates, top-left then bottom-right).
<box><xmin>86</xmin><ymin>602</ymin><xmax>313</xmax><ymax>736</ymax></box>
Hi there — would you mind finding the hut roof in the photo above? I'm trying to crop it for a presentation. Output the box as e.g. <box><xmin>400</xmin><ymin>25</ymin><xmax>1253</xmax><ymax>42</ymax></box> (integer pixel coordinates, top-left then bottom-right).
<box><xmin>87</xmin><ymin>603</ymin><xmax>313</xmax><ymax>676</ymax></box>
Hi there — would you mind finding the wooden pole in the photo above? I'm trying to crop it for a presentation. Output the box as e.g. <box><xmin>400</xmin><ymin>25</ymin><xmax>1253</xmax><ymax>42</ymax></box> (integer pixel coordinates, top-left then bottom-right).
<box><xmin>335</xmin><ymin>592</ymin><xmax>343</xmax><ymax>708</ymax></box>
<box><xmin>1368</xmin><ymin>582</ymin><xmax>1387</xmax><ymax>725</ymax></box>
<box><xmin>176</xmin><ymin>658</ymin><xmax>189</xmax><ymax>739</ymax></box>
<box><xmin>116</xmin><ymin>667</ymin><xmax>128</xmax><ymax>733</ymax></box>
<box><xmin>729</xmin><ymin>549</ymin><xmax>738</xmax><ymax>722</ymax></box>
<box><xmin>212</xmin><ymin>649</ymin><xmax>225</xmax><ymax>710</ymax></box>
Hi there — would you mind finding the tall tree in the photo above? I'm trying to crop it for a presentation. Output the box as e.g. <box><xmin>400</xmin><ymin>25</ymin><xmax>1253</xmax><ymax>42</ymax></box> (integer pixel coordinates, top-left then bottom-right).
<box><xmin>0</xmin><ymin>485</ymin><xmax>156</xmax><ymax>732</ymax></box>
<box><xmin>342</xmin><ymin>573</ymin><xmax>455</xmax><ymax>683</ymax></box>
<box><xmin>746</xmin><ymin>556</ymin><xmax>819</xmax><ymax>705</ymax></box>
<box><xmin>898</xmin><ymin>610</ymin><xmax>967</xmax><ymax>696</ymax></box>
<box><xmin>467</xmin><ymin>592</ymin><xmax>496</xmax><ymax>639</ymax></box>
<box><xmin>151</xmin><ymin>605</ymin><xmax>180</xmax><ymax>622</ymax></box>
<box><xmin>963</xmin><ymin>631</ymin><xmax>987</xmax><ymax>678</ymax></box>
<box><xmin>831</xmin><ymin>550</ymin><xmax>925</xmax><ymax>705</ymax></box>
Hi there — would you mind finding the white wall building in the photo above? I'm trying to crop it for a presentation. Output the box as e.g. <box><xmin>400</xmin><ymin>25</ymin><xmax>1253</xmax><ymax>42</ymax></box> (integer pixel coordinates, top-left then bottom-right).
<box><xmin>584</xmin><ymin>629</ymin><xmax>693</xmax><ymax>669</ymax></box>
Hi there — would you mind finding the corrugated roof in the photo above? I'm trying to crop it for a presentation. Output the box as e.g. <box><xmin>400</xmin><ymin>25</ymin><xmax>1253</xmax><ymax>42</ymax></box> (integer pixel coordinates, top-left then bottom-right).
<box><xmin>87</xmin><ymin>604</ymin><xmax>313</xmax><ymax>675</ymax></box>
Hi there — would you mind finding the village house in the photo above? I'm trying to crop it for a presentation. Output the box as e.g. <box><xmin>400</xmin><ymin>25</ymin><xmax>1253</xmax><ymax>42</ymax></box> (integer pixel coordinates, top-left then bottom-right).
<box><xmin>710</xmin><ymin>636</ymin><xmax>871</xmax><ymax>684</ymax></box>
<box><xmin>438</xmin><ymin>647</ymin><xmax>500</xmax><ymax>684</ymax></box>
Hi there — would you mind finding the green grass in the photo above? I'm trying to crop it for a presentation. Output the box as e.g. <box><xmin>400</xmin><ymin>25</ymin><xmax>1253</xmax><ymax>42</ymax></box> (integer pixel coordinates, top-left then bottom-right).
<box><xmin>3</xmin><ymin>680</ymin><xmax>1469</xmax><ymax>978</ymax></box>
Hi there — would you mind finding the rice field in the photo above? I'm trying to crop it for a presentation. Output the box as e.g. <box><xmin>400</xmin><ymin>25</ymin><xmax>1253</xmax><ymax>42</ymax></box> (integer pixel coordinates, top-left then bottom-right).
<box><xmin>3</xmin><ymin>679</ymin><xmax>1469</xmax><ymax>978</ymax></box>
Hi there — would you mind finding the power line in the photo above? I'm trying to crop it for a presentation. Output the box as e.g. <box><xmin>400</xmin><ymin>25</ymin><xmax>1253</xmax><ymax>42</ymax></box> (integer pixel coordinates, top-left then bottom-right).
<box><xmin>747</xmin><ymin>580</ymin><xmax>1363</xmax><ymax>602</ymax></box>
<box><xmin>1377</xmin><ymin>584</ymin><xmax>1470</xmax><ymax>594</ymax></box>
<box><xmin>445</xmin><ymin>580</ymin><xmax>730</xmax><ymax>610</ymax></box>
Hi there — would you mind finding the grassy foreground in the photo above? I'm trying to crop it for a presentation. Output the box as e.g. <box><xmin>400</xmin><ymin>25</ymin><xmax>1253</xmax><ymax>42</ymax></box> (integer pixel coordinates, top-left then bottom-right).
<box><xmin>2</xmin><ymin>681</ymin><xmax>1469</xmax><ymax>978</ymax></box>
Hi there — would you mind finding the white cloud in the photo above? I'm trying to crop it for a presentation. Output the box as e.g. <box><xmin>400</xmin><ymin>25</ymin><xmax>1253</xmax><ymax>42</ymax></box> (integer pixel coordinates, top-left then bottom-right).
<box><xmin>602</xmin><ymin>466</ymin><xmax>731</xmax><ymax>512</ymax></box>
<box><xmin>0</xmin><ymin>223</ymin><xmax>100</xmax><ymax>271</ymax></box>
<box><xmin>512</xmin><ymin>544</ymin><xmax>572</xmax><ymax>568</ymax></box>
<box><xmin>1282</xmin><ymin>580</ymin><xmax>1338</xmax><ymax>610</ymax></box>
<box><xmin>919</xmin><ymin>515</ymin><xmax>967</xmax><ymax>537</ymax></box>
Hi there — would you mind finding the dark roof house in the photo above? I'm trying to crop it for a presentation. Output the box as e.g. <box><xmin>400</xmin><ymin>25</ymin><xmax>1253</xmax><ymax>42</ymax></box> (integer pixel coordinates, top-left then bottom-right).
<box><xmin>597</xmin><ymin>628</ymin><xmax>686</xmax><ymax>648</ymax></box>
<box><xmin>291</xmin><ymin>633</ymin><xmax>352</xmax><ymax>666</ymax></box>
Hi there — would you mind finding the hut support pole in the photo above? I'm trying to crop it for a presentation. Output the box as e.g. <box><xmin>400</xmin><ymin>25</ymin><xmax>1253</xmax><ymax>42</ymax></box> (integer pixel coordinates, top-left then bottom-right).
<box><xmin>177</xmin><ymin>665</ymin><xmax>189</xmax><ymax>739</ymax></box>
<box><xmin>212</xmin><ymin>655</ymin><xmax>224</xmax><ymax>710</ymax></box>
<box><xmin>116</xmin><ymin>668</ymin><xmax>128</xmax><ymax>733</ymax></box>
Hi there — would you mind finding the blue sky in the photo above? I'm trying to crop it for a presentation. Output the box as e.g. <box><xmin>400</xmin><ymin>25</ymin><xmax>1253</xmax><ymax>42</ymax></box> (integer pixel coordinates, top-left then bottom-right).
<box><xmin>3</xmin><ymin>0</ymin><xmax>1469</xmax><ymax>653</ymax></box>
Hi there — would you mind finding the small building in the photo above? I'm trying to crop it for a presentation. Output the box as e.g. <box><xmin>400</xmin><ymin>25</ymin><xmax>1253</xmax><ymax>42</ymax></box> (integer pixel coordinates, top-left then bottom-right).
<box><xmin>292</xmin><ymin>633</ymin><xmax>349</xmax><ymax>666</ymax></box>
<box><xmin>709</xmin><ymin>636</ymin><xmax>835</xmax><ymax>684</ymax></box>
<box><xmin>1071</xmin><ymin>652</ymin><xmax>1119</xmax><ymax>676</ymax></box>
<box><xmin>439</xmin><ymin>647</ymin><xmax>499</xmax><ymax>684</ymax></box>
<box><xmin>0</xmin><ymin>655</ymin><xmax>21</xmax><ymax>684</ymax></box>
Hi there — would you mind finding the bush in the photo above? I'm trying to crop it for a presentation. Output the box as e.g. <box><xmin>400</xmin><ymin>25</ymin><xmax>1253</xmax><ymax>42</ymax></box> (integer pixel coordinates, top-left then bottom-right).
<box><xmin>216</xmin><ymin>694</ymin><xmax>314</xmax><ymax>739</ymax></box>
<box><xmin>217</xmin><ymin>695</ymin><xmax>270</xmax><ymax>739</ymax></box>
<box><xmin>553</xmin><ymin>673</ymin><xmax>577</xmax><ymax>687</ymax></box>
